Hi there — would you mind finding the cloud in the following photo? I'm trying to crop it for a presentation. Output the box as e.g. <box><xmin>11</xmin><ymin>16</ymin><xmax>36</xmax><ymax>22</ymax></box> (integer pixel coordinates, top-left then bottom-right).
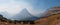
<box><xmin>0</xmin><ymin>0</ymin><xmax>32</xmax><ymax>15</ymax></box>
<box><xmin>0</xmin><ymin>0</ymin><xmax>44</xmax><ymax>17</ymax></box>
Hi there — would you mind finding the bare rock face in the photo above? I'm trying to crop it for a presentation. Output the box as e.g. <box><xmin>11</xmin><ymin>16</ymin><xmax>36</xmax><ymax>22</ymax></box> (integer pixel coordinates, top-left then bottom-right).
<box><xmin>46</xmin><ymin>6</ymin><xmax>60</xmax><ymax>16</ymax></box>
<box><xmin>34</xmin><ymin>6</ymin><xmax>60</xmax><ymax>25</ymax></box>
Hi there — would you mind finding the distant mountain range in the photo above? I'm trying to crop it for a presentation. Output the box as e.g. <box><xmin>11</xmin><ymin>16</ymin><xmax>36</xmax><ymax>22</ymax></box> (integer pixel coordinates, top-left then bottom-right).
<box><xmin>0</xmin><ymin>8</ymin><xmax>39</xmax><ymax>21</ymax></box>
<box><xmin>0</xmin><ymin>11</ymin><xmax>13</xmax><ymax>19</ymax></box>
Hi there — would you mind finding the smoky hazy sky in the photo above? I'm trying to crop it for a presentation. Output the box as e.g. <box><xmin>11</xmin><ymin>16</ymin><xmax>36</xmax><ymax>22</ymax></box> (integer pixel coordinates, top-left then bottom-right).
<box><xmin>0</xmin><ymin>0</ymin><xmax>60</xmax><ymax>18</ymax></box>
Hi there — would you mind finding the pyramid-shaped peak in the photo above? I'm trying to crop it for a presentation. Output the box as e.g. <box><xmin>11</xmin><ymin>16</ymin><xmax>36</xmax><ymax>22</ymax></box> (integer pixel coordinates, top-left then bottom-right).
<box><xmin>20</xmin><ymin>8</ymin><xmax>29</xmax><ymax>14</ymax></box>
<box><xmin>22</xmin><ymin>8</ymin><xmax>28</xmax><ymax>11</ymax></box>
<box><xmin>23</xmin><ymin>8</ymin><xmax>27</xmax><ymax>10</ymax></box>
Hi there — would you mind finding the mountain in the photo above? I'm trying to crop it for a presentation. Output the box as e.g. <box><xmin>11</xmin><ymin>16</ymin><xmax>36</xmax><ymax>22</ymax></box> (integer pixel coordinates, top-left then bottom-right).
<box><xmin>11</xmin><ymin>8</ymin><xmax>39</xmax><ymax>21</ymax></box>
<box><xmin>0</xmin><ymin>11</ymin><xmax>12</xmax><ymax>19</ymax></box>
